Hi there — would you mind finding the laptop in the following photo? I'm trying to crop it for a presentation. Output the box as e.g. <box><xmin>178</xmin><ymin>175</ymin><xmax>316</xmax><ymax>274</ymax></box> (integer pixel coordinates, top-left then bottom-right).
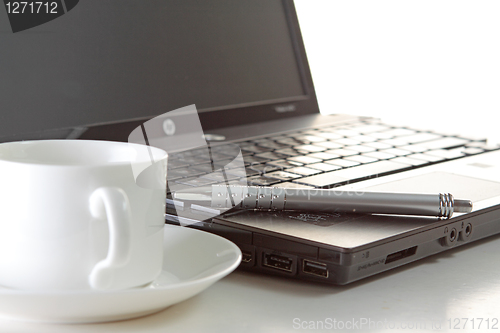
<box><xmin>2</xmin><ymin>0</ymin><xmax>500</xmax><ymax>285</ymax></box>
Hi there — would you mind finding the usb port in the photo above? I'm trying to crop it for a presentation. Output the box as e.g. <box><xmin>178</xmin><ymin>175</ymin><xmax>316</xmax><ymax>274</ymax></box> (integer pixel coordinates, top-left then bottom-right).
<box><xmin>302</xmin><ymin>259</ymin><xmax>328</xmax><ymax>278</ymax></box>
<box><xmin>263</xmin><ymin>253</ymin><xmax>293</xmax><ymax>272</ymax></box>
<box><xmin>242</xmin><ymin>251</ymin><xmax>253</xmax><ymax>263</ymax></box>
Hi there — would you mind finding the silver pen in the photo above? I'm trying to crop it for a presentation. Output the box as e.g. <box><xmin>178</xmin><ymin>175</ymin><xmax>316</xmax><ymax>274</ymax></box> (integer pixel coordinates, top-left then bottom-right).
<box><xmin>172</xmin><ymin>184</ymin><xmax>473</xmax><ymax>218</ymax></box>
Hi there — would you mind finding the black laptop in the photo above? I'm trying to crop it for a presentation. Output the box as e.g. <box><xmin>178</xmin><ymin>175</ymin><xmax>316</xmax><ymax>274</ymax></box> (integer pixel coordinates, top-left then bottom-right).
<box><xmin>2</xmin><ymin>0</ymin><xmax>500</xmax><ymax>285</ymax></box>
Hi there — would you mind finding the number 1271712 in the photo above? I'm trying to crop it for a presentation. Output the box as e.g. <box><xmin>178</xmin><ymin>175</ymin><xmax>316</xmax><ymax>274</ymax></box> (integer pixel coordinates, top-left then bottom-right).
<box><xmin>5</xmin><ymin>2</ymin><xmax>58</xmax><ymax>14</ymax></box>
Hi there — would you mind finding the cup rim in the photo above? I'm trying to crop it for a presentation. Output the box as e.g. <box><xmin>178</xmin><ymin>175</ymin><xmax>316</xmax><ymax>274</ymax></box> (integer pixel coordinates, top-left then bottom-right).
<box><xmin>0</xmin><ymin>139</ymin><xmax>168</xmax><ymax>167</ymax></box>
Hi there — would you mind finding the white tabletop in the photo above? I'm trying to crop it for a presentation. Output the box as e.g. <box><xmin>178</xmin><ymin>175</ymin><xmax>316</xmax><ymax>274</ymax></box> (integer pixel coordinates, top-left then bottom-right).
<box><xmin>2</xmin><ymin>232</ymin><xmax>499</xmax><ymax>333</ymax></box>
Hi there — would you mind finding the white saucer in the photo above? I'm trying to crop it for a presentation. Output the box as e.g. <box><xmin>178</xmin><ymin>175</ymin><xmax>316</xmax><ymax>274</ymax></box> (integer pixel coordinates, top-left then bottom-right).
<box><xmin>0</xmin><ymin>225</ymin><xmax>241</xmax><ymax>324</ymax></box>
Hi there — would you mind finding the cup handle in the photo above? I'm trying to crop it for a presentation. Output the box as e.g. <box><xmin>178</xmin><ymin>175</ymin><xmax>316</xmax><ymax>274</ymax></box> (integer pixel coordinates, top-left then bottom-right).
<box><xmin>88</xmin><ymin>187</ymin><xmax>132</xmax><ymax>290</ymax></box>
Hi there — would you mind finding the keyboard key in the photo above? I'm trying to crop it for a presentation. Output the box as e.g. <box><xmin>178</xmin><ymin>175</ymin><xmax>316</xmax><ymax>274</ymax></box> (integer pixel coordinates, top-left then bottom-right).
<box><xmin>315</xmin><ymin>132</ymin><xmax>343</xmax><ymax>140</ymax></box>
<box><xmin>295</xmin><ymin>144</ymin><xmax>327</xmax><ymax>152</ymax></box>
<box><xmin>390</xmin><ymin>156</ymin><xmax>427</xmax><ymax>166</ymax></box>
<box><xmin>465</xmin><ymin>141</ymin><xmax>499</xmax><ymax>150</ymax></box>
<box><xmin>257</xmin><ymin>141</ymin><xmax>290</xmax><ymax>150</ymax></box>
<box><xmin>334</xmin><ymin>138</ymin><xmax>360</xmax><ymax>146</ymax></box>
<box><xmin>461</xmin><ymin>147</ymin><xmax>484</xmax><ymax>155</ymax></box>
<box><xmin>275</xmin><ymin>148</ymin><xmax>301</xmax><ymax>157</ymax></box>
<box><xmin>240</xmin><ymin>150</ymin><xmax>255</xmax><ymax>157</ymax></box>
<box><xmin>175</xmin><ymin>148</ymin><xmax>209</xmax><ymax>159</ymax></box>
<box><xmin>264</xmin><ymin>171</ymin><xmax>302</xmax><ymax>181</ymax></box>
<box><xmin>293</xmin><ymin>171</ymin><xmax>350</xmax><ymax>187</ymax></box>
<box><xmin>255</xmin><ymin>152</ymin><xmax>289</xmax><ymax>160</ymax></box>
<box><xmin>368</xmin><ymin>131</ymin><xmax>396</xmax><ymax>140</ymax></box>
<box><xmin>395</xmin><ymin>132</ymin><xmax>442</xmax><ymax>144</ymax></box>
<box><xmin>226</xmin><ymin>167</ymin><xmax>259</xmax><ymax>177</ymax></box>
<box><xmin>175</xmin><ymin>177</ymin><xmax>216</xmax><ymax>187</ymax></box>
<box><xmin>306</xmin><ymin>152</ymin><xmax>339</xmax><ymax>160</ymax></box>
<box><xmin>290</xmin><ymin>135</ymin><xmax>326</xmax><ymax>143</ymax></box>
<box><xmin>382</xmin><ymin>128</ymin><xmax>417</xmax><ymax>137</ymax></box>
<box><xmin>191</xmin><ymin>163</ymin><xmax>216</xmax><ymax>173</ymax></box>
<box><xmin>241</xmin><ymin>145</ymin><xmax>273</xmax><ymax>154</ymax></box>
<box><xmin>166</xmin><ymin>174</ymin><xmax>183</xmax><ymax>182</ymax></box>
<box><xmin>363</xmin><ymin>151</ymin><xmax>396</xmax><ymax>160</ymax></box>
<box><xmin>251</xmin><ymin>138</ymin><xmax>273</xmax><ymax>145</ymax></box>
<box><xmin>326</xmin><ymin>148</ymin><xmax>359</xmax><ymax>157</ymax></box>
<box><xmin>266</xmin><ymin>159</ymin><xmax>304</xmax><ymax>169</ymax></box>
<box><xmin>276</xmin><ymin>138</ymin><xmax>301</xmax><ymax>146</ymax></box>
<box><xmin>200</xmin><ymin>172</ymin><xmax>240</xmax><ymax>182</ymax></box>
<box><xmin>379</xmin><ymin>138</ymin><xmax>410</xmax><ymax>147</ymax></box>
<box><xmin>364</xmin><ymin>142</ymin><xmax>393</xmax><ymax>150</ymax></box>
<box><xmin>345</xmin><ymin>155</ymin><xmax>378</xmax><ymax>164</ymax></box>
<box><xmin>275</xmin><ymin>182</ymin><xmax>315</xmax><ymax>189</ymax></box>
<box><xmin>350</xmin><ymin>135</ymin><xmax>378</xmax><ymax>143</ymax></box>
<box><xmin>407</xmin><ymin>153</ymin><xmax>445</xmax><ymax>162</ymax></box>
<box><xmin>299</xmin><ymin>135</ymin><xmax>327</xmax><ymax>143</ymax></box>
<box><xmin>168</xmin><ymin>167</ymin><xmax>205</xmax><ymax>179</ymax></box>
<box><xmin>243</xmin><ymin>155</ymin><xmax>270</xmax><ymax>165</ymax></box>
<box><xmin>349</xmin><ymin>145</ymin><xmax>377</xmax><ymax>153</ymax></box>
<box><xmin>425</xmin><ymin>149</ymin><xmax>464</xmax><ymax>159</ymax></box>
<box><xmin>247</xmin><ymin>176</ymin><xmax>280</xmax><ymax>186</ymax></box>
<box><xmin>382</xmin><ymin>148</ymin><xmax>412</xmax><ymax>156</ymax></box>
<box><xmin>325</xmin><ymin>159</ymin><xmax>360</xmax><ymax>168</ymax></box>
<box><xmin>212</xmin><ymin>159</ymin><xmax>235</xmax><ymax>169</ymax></box>
<box><xmin>167</xmin><ymin>181</ymin><xmax>190</xmax><ymax>192</ymax></box>
<box><xmin>307</xmin><ymin>163</ymin><xmax>342</xmax><ymax>172</ymax></box>
<box><xmin>178</xmin><ymin>155</ymin><xmax>212</xmax><ymax>165</ymax></box>
<box><xmin>399</xmin><ymin>144</ymin><xmax>428</xmax><ymax>153</ymax></box>
<box><xmin>287</xmin><ymin>156</ymin><xmax>322</xmax><ymax>164</ymax></box>
<box><xmin>249</xmin><ymin>164</ymin><xmax>280</xmax><ymax>174</ymax></box>
<box><xmin>301</xmin><ymin>129</ymin><xmax>323</xmax><ymax>136</ymax></box>
<box><xmin>207</xmin><ymin>152</ymin><xmax>233</xmax><ymax>161</ymax></box>
<box><xmin>314</xmin><ymin>141</ymin><xmax>343</xmax><ymax>149</ymax></box>
<box><xmin>167</xmin><ymin>159</ymin><xmax>190</xmax><ymax>169</ymax></box>
<box><xmin>267</xmin><ymin>135</ymin><xmax>289</xmax><ymax>141</ymax></box>
<box><xmin>285</xmin><ymin>167</ymin><xmax>322</xmax><ymax>176</ymax></box>
<box><xmin>418</xmin><ymin>137</ymin><xmax>470</xmax><ymax>150</ymax></box>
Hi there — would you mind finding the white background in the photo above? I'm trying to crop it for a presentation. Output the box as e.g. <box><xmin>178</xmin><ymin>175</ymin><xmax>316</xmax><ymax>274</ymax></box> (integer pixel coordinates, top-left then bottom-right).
<box><xmin>295</xmin><ymin>1</ymin><xmax>500</xmax><ymax>142</ymax></box>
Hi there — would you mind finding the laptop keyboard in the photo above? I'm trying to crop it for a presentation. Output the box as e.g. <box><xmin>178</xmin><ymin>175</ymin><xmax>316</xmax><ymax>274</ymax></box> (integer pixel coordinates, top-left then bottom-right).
<box><xmin>166</xmin><ymin>120</ymin><xmax>495</xmax><ymax>192</ymax></box>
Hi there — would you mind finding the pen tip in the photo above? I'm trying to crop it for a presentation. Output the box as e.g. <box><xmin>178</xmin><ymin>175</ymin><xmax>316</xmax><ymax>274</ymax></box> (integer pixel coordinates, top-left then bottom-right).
<box><xmin>454</xmin><ymin>199</ymin><xmax>473</xmax><ymax>213</ymax></box>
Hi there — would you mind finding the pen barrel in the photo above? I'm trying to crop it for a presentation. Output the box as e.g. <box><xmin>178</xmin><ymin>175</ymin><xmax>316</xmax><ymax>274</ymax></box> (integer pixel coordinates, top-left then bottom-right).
<box><xmin>211</xmin><ymin>185</ymin><xmax>454</xmax><ymax>217</ymax></box>
<box><xmin>282</xmin><ymin>189</ymin><xmax>453</xmax><ymax>217</ymax></box>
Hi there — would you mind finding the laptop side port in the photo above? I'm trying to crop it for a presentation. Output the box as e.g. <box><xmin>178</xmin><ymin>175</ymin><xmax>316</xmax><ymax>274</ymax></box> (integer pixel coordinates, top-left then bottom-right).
<box><xmin>459</xmin><ymin>223</ymin><xmax>473</xmax><ymax>242</ymax></box>
<box><xmin>263</xmin><ymin>252</ymin><xmax>294</xmax><ymax>272</ymax></box>
<box><xmin>237</xmin><ymin>244</ymin><xmax>256</xmax><ymax>267</ymax></box>
<box><xmin>441</xmin><ymin>227</ymin><xmax>458</xmax><ymax>247</ymax></box>
<box><xmin>384</xmin><ymin>246</ymin><xmax>418</xmax><ymax>264</ymax></box>
<box><xmin>242</xmin><ymin>251</ymin><xmax>253</xmax><ymax>263</ymax></box>
<box><xmin>302</xmin><ymin>259</ymin><xmax>328</xmax><ymax>278</ymax></box>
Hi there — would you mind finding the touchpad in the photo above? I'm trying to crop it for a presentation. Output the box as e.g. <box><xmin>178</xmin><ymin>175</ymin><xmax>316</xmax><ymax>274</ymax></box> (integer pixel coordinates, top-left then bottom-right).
<box><xmin>363</xmin><ymin>171</ymin><xmax>500</xmax><ymax>203</ymax></box>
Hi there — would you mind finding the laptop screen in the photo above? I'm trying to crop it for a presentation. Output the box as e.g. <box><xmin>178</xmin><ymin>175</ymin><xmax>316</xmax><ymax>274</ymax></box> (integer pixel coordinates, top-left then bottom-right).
<box><xmin>0</xmin><ymin>0</ymin><xmax>318</xmax><ymax>142</ymax></box>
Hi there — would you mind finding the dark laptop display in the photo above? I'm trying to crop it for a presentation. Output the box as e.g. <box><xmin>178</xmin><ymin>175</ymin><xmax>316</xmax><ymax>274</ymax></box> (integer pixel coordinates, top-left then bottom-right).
<box><xmin>0</xmin><ymin>0</ymin><xmax>316</xmax><ymax>142</ymax></box>
<box><xmin>2</xmin><ymin>0</ymin><xmax>500</xmax><ymax>285</ymax></box>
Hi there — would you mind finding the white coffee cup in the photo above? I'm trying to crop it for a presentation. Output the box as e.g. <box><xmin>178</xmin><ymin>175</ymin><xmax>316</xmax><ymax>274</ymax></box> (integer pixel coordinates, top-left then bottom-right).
<box><xmin>0</xmin><ymin>140</ymin><xmax>167</xmax><ymax>291</ymax></box>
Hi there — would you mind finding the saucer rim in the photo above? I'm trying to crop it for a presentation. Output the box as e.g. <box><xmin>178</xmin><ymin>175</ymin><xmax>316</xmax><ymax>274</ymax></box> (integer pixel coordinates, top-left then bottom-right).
<box><xmin>0</xmin><ymin>225</ymin><xmax>242</xmax><ymax>296</ymax></box>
